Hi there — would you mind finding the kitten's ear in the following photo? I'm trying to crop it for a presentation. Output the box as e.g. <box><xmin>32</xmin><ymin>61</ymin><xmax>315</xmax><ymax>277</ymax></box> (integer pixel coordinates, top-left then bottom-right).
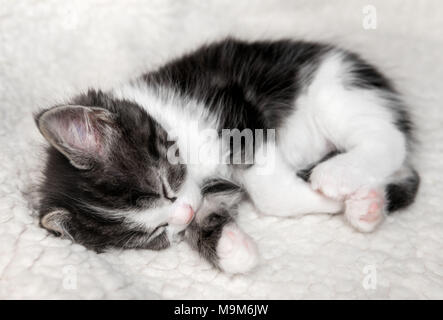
<box><xmin>40</xmin><ymin>209</ymin><xmax>70</xmax><ymax>236</ymax></box>
<box><xmin>36</xmin><ymin>105</ymin><xmax>118</xmax><ymax>169</ymax></box>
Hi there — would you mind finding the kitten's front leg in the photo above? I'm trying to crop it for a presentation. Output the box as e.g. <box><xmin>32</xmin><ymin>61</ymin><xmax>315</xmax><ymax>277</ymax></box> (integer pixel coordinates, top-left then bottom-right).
<box><xmin>183</xmin><ymin>180</ymin><xmax>259</xmax><ymax>274</ymax></box>
<box><xmin>184</xmin><ymin>209</ymin><xmax>258</xmax><ymax>274</ymax></box>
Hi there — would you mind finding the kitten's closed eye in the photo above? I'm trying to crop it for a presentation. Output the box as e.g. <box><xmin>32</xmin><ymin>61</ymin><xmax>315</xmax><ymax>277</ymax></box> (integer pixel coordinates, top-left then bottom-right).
<box><xmin>147</xmin><ymin>222</ymin><xmax>169</xmax><ymax>242</ymax></box>
<box><xmin>130</xmin><ymin>191</ymin><xmax>161</xmax><ymax>207</ymax></box>
<box><xmin>162</xmin><ymin>183</ymin><xmax>177</xmax><ymax>203</ymax></box>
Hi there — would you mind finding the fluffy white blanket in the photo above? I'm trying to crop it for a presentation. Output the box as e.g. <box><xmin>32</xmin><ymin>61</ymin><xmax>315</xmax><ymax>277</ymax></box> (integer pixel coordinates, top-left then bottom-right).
<box><xmin>1</xmin><ymin>0</ymin><xmax>442</xmax><ymax>299</ymax></box>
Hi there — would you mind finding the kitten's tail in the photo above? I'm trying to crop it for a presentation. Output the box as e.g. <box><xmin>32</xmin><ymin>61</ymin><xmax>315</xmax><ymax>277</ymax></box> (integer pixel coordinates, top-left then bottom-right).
<box><xmin>385</xmin><ymin>166</ymin><xmax>420</xmax><ymax>213</ymax></box>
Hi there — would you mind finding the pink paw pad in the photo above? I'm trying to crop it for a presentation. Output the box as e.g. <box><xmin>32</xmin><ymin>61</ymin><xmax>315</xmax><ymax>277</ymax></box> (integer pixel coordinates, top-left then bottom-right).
<box><xmin>345</xmin><ymin>188</ymin><xmax>385</xmax><ymax>232</ymax></box>
<box><xmin>368</xmin><ymin>202</ymin><xmax>380</xmax><ymax>213</ymax></box>
<box><xmin>217</xmin><ymin>224</ymin><xmax>259</xmax><ymax>274</ymax></box>
<box><xmin>367</xmin><ymin>190</ymin><xmax>378</xmax><ymax>199</ymax></box>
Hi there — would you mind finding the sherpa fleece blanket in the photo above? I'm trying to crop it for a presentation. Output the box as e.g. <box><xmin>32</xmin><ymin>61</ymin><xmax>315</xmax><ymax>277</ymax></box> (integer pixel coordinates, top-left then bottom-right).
<box><xmin>1</xmin><ymin>0</ymin><xmax>442</xmax><ymax>299</ymax></box>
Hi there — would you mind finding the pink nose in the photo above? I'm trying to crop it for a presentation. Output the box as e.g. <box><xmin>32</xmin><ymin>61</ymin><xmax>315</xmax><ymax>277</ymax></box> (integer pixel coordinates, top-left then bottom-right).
<box><xmin>170</xmin><ymin>203</ymin><xmax>194</xmax><ymax>225</ymax></box>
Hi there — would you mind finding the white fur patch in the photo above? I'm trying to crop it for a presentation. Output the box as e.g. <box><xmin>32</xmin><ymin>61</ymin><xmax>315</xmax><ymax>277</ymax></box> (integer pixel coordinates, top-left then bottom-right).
<box><xmin>111</xmin><ymin>82</ymin><xmax>230</xmax><ymax>182</ymax></box>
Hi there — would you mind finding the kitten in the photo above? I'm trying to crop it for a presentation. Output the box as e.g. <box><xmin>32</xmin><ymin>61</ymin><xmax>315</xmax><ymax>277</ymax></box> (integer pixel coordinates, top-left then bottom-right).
<box><xmin>35</xmin><ymin>38</ymin><xmax>419</xmax><ymax>274</ymax></box>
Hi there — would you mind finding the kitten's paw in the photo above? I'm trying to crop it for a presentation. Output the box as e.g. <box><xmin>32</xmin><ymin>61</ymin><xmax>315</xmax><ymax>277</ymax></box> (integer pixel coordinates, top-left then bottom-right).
<box><xmin>310</xmin><ymin>159</ymin><xmax>365</xmax><ymax>200</ymax></box>
<box><xmin>217</xmin><ymin>224</ymin><xmax>259</xmax><ymax>274</ymax></box>
<box><xmin>344</xmin><ymin>189</ymin><xmax>385</xmax><ymax>232</ymax></box>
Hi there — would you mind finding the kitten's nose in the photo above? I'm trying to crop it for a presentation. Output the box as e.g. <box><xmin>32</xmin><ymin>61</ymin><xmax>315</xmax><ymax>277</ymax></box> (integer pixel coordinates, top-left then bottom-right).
<box><xmin>170</xmin><ymin>203</ymin><xmax>194</xmax><ymax>225</ymax></box>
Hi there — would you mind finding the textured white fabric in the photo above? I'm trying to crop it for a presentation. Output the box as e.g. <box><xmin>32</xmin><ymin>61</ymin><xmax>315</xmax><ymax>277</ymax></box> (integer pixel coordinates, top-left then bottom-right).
<box><xmin>1</xmin><ymin>0</ymin><xmax>442</xmax><ymax>299</ymax></box>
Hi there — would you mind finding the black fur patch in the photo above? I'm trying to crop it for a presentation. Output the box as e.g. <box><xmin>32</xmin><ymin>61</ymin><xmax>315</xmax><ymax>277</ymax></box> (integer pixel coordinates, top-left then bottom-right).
<box><xmin>297</xmin><ymin>151</ymin><xmax>341</xmax><ymax>182</ymax></box>
<box><xmin>144</xmin><ymin>38</ymin><xmax>330</xmax><ymax>140</ymax></box>
<box><xmin>386</xmin><ymin>169</ymin><xmax>420</xmax><ymax>212</ymax></box>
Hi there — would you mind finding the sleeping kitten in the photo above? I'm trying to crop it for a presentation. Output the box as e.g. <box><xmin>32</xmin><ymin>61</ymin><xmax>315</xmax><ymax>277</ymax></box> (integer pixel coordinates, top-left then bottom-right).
<box><xmin>35</xmin><ymin>38</ymin><xmax>419</xmax><ymax>273</ymax></box>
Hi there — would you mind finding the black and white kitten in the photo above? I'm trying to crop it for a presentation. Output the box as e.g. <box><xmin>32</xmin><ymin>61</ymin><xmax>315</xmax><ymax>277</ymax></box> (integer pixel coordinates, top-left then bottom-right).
<box><xmin>35</xmin><ymin>38</ymin><xmax>419</xmax><ymax>274</ymax></box>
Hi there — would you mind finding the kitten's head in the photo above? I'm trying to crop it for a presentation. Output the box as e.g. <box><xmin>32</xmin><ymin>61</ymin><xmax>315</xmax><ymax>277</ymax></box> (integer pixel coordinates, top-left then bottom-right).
<box><xmin>35</xmin><ymin>90</ymin><xmax>201</xmax><ymax>252</ymax></box>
